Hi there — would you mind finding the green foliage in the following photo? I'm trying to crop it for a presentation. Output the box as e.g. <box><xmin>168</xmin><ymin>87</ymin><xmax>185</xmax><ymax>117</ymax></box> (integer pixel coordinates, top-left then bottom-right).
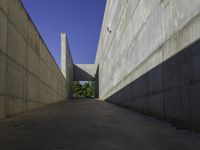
<box><xmin>73</xmin><ymin>81</ymin><xmax>95</xmax><ymax>98</ymax></box>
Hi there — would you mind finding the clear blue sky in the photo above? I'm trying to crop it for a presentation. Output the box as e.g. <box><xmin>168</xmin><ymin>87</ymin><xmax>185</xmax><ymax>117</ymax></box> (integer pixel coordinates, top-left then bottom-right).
<box><xmin>21</xmin><ymin>0</ymin><xmax>106</xmax><ymax>66</ymax></box>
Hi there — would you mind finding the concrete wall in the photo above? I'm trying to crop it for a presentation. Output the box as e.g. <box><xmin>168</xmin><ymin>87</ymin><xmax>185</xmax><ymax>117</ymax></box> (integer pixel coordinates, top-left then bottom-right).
<box><xmin>96</xmin><ymin>0</ymin><xmax>200</xmax><ymax>131</ymax></box>
<box><xmin>73</xmin><ymin>64</ymin><xmax>95</xmax><ymax>81</ymax></box>
<box><xmin>61</xmin><ymin>33</ymin><xmax>73</xmax><ymax>97</ymax></box>
<box><xmin>0</xmin><ymin>0</ymin><xmax>73</xmax><ymax>119</ymax></box>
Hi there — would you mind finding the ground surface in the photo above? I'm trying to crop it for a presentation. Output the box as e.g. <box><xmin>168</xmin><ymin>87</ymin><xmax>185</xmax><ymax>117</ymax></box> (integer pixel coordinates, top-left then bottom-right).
<box><xmin>0</xmin><ymin>99</ymin><xmax>200</xmax><ymax>150</ymax></box>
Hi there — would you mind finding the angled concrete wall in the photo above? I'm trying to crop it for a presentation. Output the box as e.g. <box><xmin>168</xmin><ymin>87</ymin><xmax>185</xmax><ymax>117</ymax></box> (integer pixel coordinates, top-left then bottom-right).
<box><xmin>0</xmin><ymin>0</ymin><xmax>73</xmax><ymax>119</ymax></box>
<box><xmin>96</xmin><ymin>0</ymin><xmax>200</xmax><ymax>131</ymax></box>
<box><xmin>73</xmin><ymin>64</ymin><xmax>95</xmax><ymax>81</ymax></box>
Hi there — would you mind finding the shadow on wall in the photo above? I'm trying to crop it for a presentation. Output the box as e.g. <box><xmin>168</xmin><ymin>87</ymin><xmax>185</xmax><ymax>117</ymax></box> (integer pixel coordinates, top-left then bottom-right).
<box><xmin>95</xmin><ymin>65</ymin><xmax>99</xmax><ymax>98</ymax></box>
<box><xmin>73</xmin><ymin>65</ymin><xmax>95</xmax><ymax>81</ymax></box>
<box><xmin>106</xmin><ymin>39</ymin><xmax>200</xmax><ymax>132</ymax></box>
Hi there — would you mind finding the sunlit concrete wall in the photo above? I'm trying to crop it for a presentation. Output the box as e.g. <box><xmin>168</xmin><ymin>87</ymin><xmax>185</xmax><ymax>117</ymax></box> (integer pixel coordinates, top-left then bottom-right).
<box><xmin>0</xmin><ymin>0</ymin><xmax>73</xmax><ymax>119</ymax></box>
<box><xmin>96</xmin><ymin>0</ymin><xmax>200</xmax><ymax>131</ymax></box>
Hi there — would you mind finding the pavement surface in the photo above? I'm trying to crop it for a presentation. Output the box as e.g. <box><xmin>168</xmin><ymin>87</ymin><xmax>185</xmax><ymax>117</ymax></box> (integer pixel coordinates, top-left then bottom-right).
<box><xmin>0</xmin><ymin>99</ymin><xmax>200</xmax><ymax>150</ymax></box>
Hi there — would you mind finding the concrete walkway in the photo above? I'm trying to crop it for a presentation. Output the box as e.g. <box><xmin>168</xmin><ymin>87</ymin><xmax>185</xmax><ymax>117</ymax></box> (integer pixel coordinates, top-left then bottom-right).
<box><xmin>0</xmin><ymin>99</ymin><xmax>200</xmax><ymax>150</ymax></box>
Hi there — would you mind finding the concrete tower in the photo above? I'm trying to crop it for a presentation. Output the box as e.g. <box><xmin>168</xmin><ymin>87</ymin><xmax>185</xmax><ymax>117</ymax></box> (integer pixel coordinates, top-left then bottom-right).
<box><xmin>61</xmin><ymin>32</ymin><xmax>67</xmax><ymax>78</ymax></box>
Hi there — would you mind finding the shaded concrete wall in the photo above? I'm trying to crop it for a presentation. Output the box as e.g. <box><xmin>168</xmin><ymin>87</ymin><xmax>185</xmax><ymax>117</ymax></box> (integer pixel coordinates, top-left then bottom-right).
<box><xmin>73</xmin><ymin>64</ymin><xmax>95</xmax><ymax>81</ymax></box>
<box><xmin>0</xmin><ymin>0</ymin><xmax>73</xmax><ymax>119</ymax></box>
<box><xmin>96</xmin><ymin>0</ymin><xmax>200</xmax><ymax>131</ymax></box>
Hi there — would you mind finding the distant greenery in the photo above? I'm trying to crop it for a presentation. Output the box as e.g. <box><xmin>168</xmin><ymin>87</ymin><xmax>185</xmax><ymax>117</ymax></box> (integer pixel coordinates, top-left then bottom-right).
<box><xmin>73</xmin><ymin>81</ymin><xmax>95</xmax><ymax>98</ymax></box>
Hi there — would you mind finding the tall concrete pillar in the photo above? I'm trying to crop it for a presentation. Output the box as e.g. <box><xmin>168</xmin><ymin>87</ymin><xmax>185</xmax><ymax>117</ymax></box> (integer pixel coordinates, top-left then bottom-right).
<box><xmin>61</xmin><ymin>32</ymin><xmax>67</xmax><ymax>78</ymax></box>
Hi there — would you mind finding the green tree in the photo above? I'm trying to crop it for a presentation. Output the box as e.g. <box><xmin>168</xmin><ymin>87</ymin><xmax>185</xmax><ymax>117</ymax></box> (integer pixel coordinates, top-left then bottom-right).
<box><xmin>73</xmin><ymin>81</ymin><xmax>82</xmax><ymax>97</ymax></box>
<box><xmin>73</xmin><ymin>81</ymin><xmax>95</xmax><ymax>98</ymax></box>
<box><xmin>87</xmin><ymin>81</ymin><xmax>95</xmax><ymax>98</ymax></box>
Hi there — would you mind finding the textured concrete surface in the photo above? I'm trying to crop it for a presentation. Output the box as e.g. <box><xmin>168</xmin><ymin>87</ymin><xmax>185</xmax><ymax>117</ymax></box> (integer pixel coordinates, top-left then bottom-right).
<box><xmin>96</xmin><ymin>0</ymin><xmax>200</xmax><ymax>100</ymax></box>
<box><xmin>107</xmin><ymin>38</ymin><xmax>200</xmax><ymax>132</ymax></box>
<box><xmin>74</xmin><ymin>64</ymin><xmax>96</xmax><ymax>81</ymax></box>
<box><xmin>95</xmin><ymin>0</ymin><xmax>200</xmax><ymax>131</ymax></box>
<box><xmin>61</xmin><ymin>32</ymin><xmax>73</xmax><ymax>80</ymax></box>
<box><xmin>61</xmin><ymin>32</ymin><xmax>73</xmax><ymax>97</ymax></box>
<box><xmin>0</xmin><ymin>99</ymin><xmax>200</xmax><ymax>150</ymax></box>
<box><xmin>0</xmin><ymin>0</ymin><xmax>73</xmax><ymax>119</ymax></box>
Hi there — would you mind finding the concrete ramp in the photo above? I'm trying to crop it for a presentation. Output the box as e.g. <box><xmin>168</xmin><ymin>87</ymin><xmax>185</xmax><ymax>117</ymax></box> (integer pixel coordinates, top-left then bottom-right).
<box><xmin>0</xmin><ymin>99</ymin><xmax>200</xmax><ymax>150</ymax></box>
